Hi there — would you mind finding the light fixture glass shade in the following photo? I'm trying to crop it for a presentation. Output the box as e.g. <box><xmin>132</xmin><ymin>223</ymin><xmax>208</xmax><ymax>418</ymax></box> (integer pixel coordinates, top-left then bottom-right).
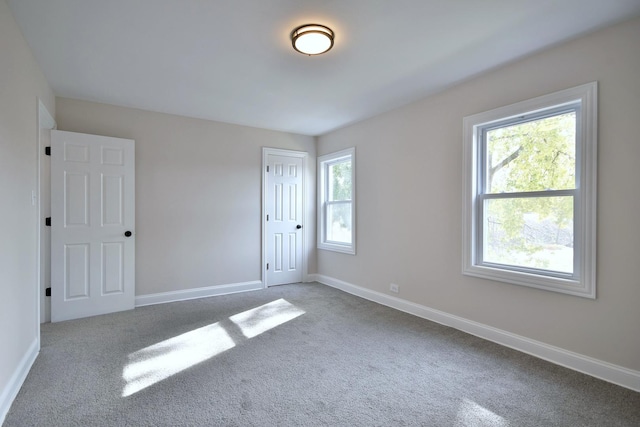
<box><xmin>291</xmin><ymin>24</ymin><xmax>334</xmax><ymax>55</ymax></box>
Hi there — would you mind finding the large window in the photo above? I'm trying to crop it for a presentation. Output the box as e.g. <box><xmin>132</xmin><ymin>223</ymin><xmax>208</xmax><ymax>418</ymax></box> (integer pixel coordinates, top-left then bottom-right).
<box><xmin>318</xmin><ymin>148</ymin><xmax>356</xmax><ymax>254</ymax></box>
<box><xmin>463</xmin><ymin>83</ymin><xmax>597</xmax><ymax>298</ymax></box>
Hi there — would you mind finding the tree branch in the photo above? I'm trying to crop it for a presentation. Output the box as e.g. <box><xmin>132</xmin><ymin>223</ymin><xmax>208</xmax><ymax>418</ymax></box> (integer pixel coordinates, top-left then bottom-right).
<box><xmin>489</xmin><ymin>146</ymin><xmax>522</xmax><ymax>184</ymax></box>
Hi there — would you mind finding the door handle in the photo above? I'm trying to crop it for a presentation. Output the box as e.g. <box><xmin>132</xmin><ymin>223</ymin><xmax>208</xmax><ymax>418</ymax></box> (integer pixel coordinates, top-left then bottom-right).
<box><xmin>296</xmin><ymin>225</ymin><xmax>302</xmax><ymax>229</ymax></box>
<box><xmin>124</xmin><ymin>231</ymin><xmax>133</xmax><ymax>237</ymax></box>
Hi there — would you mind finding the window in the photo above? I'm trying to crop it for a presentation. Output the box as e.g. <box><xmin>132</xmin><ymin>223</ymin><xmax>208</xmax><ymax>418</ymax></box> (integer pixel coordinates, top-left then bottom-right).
<box><xmin>318</xmin><ymin>148</ymin><xmax>356</xmax><ymax>254</ymax></box>
<box><xmin>463</xmin><ymin>83</ymin><xmax>597</xmax><ymax>298</ymax></box>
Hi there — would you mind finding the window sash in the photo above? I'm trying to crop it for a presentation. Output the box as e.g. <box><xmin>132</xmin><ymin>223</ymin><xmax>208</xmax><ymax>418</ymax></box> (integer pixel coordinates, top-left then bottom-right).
<box><xmin>326</xmin><ymin>158</ymin><xmax>352</xmax><ymax>202</ymax></box>
<box><xmin>478</xmin><ymin>104</ymin><xmax>580</xmax><ymax>196</ymax></box>
<box><xmin>475</xmin><ymin>105</ymin><xmax>581</xmax><ymax>279</ymax></box>
<box><xmin>476</xmin><ymin>191</ymin><xmax>578</xmax><ymax>279</ymax></box>
<box><xmin>324</xmin><ymin>200</ymin><xmax>352</xmax><ymax>245</ymax></box>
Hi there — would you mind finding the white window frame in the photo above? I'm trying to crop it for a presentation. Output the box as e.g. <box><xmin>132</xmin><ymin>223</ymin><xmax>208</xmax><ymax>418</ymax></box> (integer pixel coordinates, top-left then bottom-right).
<box><xmin>462</xmin><ymin>82</ymin><xmax>597</xmax><ymax>298</ymax></box>
<box><xmin>317</xmin><ymin>147</ymin><xmax>356</xmax><ymax>254</ymax></box>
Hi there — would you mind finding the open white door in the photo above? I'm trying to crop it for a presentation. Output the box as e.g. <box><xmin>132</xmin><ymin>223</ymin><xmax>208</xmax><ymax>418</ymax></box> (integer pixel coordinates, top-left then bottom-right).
<box><xmin>51</xmin><ymin>130</ymin><xmax>135</xmax><ymax>322</ymax></box>
<box><xmin>265</xmin><ymin>152</ymin><xmax>304</xmax><ymax>286</ymax></box>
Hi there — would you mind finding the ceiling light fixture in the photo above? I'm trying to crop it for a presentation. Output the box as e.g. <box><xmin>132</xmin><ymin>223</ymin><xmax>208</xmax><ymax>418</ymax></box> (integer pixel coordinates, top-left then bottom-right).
<box><xmin>291</xmin><ymin>24</ymin><xmax>334</xmax><ymax>56</ymax></box>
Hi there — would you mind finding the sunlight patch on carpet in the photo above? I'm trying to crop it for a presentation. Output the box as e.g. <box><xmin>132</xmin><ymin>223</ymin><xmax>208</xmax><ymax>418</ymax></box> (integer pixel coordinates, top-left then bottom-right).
<box><xmin>229</xmin><ymin>298</ymin><xmax>305</xmax><ymax>339</ymax></box>
<box><xmin>122</xmin><ymin>298</ymin><xmax>304</xmax><ymax>397</ymax></box>
<box><xmin>455</xmin><ymin>399</ymin><xmax>509</xmax><ymax>426</ymax></box>
<box><xmin>122</xmin><ymin>322</ymin><xmax>235</xmax><ymax>397</ymax></box>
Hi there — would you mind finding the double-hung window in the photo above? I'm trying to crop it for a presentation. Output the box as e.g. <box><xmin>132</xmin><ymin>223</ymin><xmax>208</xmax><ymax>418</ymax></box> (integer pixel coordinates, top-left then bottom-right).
<box><xmin>463</xmin><ymin>83</ymin><xmax>597</xmax><ymax>298</ymax></box>
<box><xmin>318</xmin><ymin>148</ymin><xmax>356</xmax><ymax>254</ymax></box>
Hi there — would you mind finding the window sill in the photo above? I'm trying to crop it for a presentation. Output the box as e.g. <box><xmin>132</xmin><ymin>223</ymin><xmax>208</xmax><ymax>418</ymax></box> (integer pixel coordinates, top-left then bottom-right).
<box><xmin>463</xmin><ymin>264</ymin><xmax>595</xmax><ymax>298</ymax></box>
<box><xmin>318</xmin><ymin>242</ymin><xmax>356</xmax><ymax>255</ymax></box>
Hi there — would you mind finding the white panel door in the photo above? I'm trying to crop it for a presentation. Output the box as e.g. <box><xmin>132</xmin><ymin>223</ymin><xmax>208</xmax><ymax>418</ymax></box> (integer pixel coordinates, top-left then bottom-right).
<box><xmin>51</xmin><ymin>130</ymin><xmax>135</xmax><ymax>322</ymax></box>
<box><xmin>266</xmin><ymin>154</ymin><xmax>303</xmax><ymax>286</ymax></box>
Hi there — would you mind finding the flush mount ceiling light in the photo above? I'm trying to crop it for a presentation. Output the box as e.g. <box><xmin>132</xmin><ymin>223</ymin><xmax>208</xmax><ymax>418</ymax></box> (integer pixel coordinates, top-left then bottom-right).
<box><xmin>291</xmin><ymin>24</ymin><xmax>334</xmax><ymax>56</ymax></box>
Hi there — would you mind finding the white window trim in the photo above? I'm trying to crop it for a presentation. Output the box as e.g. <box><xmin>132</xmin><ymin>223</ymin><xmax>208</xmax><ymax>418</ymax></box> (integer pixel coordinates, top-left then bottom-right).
<box><xmin>462</xmin><ymin>82</ymin><xmax>597</xmax><ymax>298</ymax></box>
<box><xmin>317</xmin><ymin>147</ymin><xmax>356</xmax><ymax>254</ymax></box>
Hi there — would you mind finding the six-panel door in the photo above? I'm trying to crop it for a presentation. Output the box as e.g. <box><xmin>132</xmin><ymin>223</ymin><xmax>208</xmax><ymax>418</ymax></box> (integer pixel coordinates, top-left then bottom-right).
<box><xmin>51</xmin><ymin>130</ymin><xmax>135</xmax><ymax>322</ymax></box>
<box><xmin>266</xmin><ymin>154</ymin><xmax>303</xmax><ymax>286</ymax></box>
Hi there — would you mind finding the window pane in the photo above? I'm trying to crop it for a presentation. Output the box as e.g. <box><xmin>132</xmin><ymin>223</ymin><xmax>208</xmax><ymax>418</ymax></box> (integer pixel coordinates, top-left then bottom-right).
<box><xmin>328</xmin><ymin>159</ymin><xmax>352</xmax><ymax>201</ymax></box>
<box><xmin>486</xmin><ymin>112</ymin><xmax>576</xmax><ymax>193</ymax></box>
<box><xmin>483</xmin><ymin>196</ymin><xmax>573</xmax><ymax>273</ymax></box>
<box><xmin>326</xmin><ymin>202</ymin><xmax>352</xmax><ymax>244</ymax></box>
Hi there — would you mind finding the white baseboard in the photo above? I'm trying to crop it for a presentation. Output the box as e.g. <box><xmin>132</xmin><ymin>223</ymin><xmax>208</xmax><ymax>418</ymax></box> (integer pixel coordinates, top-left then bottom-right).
<box><xmin>312</xmin><ymin>274</ymin><xmax>640</xmax><ymax>393</ymax></box>
<box><xmin>135</xmin><ymin>280</ymin><xmax>264</xmax><ymax>307</ymax></box>
<box><xmin>0</xmin><ymin>338</ymin><xmax>39</xmax><ymax>425</ymax></box>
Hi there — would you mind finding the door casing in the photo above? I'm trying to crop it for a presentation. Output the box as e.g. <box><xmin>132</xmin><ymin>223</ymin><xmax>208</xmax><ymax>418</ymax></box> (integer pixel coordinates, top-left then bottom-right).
<box><xmin>37</xmin><ymin>99</ymin><xmax>56</xmax><ymax>324</ymax></box>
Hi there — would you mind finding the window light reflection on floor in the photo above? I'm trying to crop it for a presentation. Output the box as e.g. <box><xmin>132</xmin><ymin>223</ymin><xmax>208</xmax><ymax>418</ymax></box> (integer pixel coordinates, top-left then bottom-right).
<box><xmin>122</xmin><ymin>298</ymin><xmax>305</xmax><ymax>397</ymax></box>
<box><xmin>455</xmin><ymin>399</ymin><xmax>508</xmax><ymax>427</ymax></box>
<box><xmin>229</xmin><ymin>298</ymin><xmax>306</xmax><ymax>338</ymax></box>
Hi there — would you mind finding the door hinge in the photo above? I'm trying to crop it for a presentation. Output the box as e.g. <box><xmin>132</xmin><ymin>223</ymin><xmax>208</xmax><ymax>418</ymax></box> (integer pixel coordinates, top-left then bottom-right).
<box><xmin>45</xmin><ymin>287</ymin><xmax>51</xmax><ymax>297</ymax></box>
<box><xmin>45</xmin><ymin>217</ymin><xmax>51</xmax><ymax>226</ymax></box>
<box><xmin>45</xmin><ymin>146</ymin><xmax>51</xmax><ymax>156</ymax></box>
<box><xmin>266</xmin><ymin>263</ymin><xmax>269</xmax><ymax>270</ymax></box>
<box><xmin>267</xmin><ymin>165</ymin><xmax>270</xmax><ymax>172</ymax></box>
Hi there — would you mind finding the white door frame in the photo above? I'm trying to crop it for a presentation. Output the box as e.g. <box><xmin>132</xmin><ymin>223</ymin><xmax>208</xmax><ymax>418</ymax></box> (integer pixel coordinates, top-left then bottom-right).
<box><xmin>261</xmin><ymin>148</ymin><xmax>309</xmax><ymax>287</ymax></box>
<box><xmin>37</xmin><ymin>99</ymin><xmax>56</xmax><ymax>325</ymax></box>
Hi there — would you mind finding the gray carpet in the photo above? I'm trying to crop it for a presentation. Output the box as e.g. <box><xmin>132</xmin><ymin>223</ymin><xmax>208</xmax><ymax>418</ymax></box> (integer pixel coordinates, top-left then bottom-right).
<box><xmin>4</xmin><ymin>283</ymin><xmax>640</xmax><ymax>426</ymax></box>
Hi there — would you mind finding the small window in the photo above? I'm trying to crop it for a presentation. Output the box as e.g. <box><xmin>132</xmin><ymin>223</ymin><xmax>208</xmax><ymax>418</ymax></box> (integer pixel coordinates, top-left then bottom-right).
<box><xmin>318</xmin><ymin>148</ymin><xmax>356</xmax><ymax>254</ymax></box>
<box><xmin>463</xmin><ymin>83</ymin><xmax>597</xmax><ymax>298</ymax></box>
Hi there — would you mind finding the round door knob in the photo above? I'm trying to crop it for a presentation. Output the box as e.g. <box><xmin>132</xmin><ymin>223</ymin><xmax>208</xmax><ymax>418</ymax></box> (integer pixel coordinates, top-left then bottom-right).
<box><xmin>296</xmin><ymin>225</ymin><xmax>302</xmax><ymax>229</ymax></box>
<box><xmin>124</xmin><ymin>231</ymin><xmax>133</xmax><ymax>237</ymax></box>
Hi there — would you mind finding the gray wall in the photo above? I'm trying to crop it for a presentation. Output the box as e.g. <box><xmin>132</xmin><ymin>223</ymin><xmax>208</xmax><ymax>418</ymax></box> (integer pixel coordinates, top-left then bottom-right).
<box><xmin>317</xmin><ymin>17</ymin><xmax>640</xmax><ymax>371</ymax></box>
<box><xmin>0</xmin><ymin>0</ymin><xmax>55</xmax><ymax>416</ymax></box>
<box><xmin>55</xmin><ymin>99</ymin><xmax>316</xmax><ymax>297</ymax></box>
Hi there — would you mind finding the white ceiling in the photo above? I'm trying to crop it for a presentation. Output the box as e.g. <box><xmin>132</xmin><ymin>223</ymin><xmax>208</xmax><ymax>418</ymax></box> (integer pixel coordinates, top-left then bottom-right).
<box><xmin>8</xmin><ymin>0</ymin><xmax>640</xmax><ymax>136</ymax></box>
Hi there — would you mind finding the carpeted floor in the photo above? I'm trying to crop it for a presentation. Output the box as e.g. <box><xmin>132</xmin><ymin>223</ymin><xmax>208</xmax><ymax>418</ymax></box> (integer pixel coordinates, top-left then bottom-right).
<box><xmin>4</xmin><ymin>283</ymin><xmax>640</xmax><ymax>426</ymax></box>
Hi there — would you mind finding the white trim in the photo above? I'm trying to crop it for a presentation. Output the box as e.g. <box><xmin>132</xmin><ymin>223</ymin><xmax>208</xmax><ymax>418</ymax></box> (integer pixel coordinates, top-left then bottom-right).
<box><xmin>317</xmin><ymin>147</ymin><xmax>356</xmax><ymax>255</ymax></box>
<box><xmin>313</xmin><ymin>274</ymin><xmax>640</xmax><ymax>393</ymax></box>
<box><xmin>38</xmin><ymin>99</ymin><xmax>56</xmax><ymax>129</ymax></box>
<box><xmin>135</xmin><ymin>281</ymin><xmax>263</xmax><ymax>307</ymax></box>
<box><xmin>262</xmin><ymin>147</ymin><xmax>309</xmax><ymax>287</ymax></box>
<box><xmin>0</xmin><ymin>338</ymin><xmax>39</xmax><ymax>425</ymax></box>
<box><xmin>462</xmin><ymin>82</ymin><xmax>597</xmax><ymax>298</ymax></box>
<box><xmin>37</xmin><ymin>99</ymin><xmax>56</xmax><ymax>325</ymax></box>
